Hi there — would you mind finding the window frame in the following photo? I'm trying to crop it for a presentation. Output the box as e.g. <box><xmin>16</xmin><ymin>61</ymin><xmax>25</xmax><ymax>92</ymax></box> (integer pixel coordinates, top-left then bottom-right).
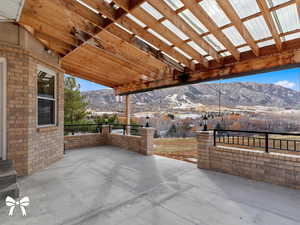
<box><xmin>37</xmin><ymin>65</ymin><xmax>57</xmax><ymax>128</ymax></box>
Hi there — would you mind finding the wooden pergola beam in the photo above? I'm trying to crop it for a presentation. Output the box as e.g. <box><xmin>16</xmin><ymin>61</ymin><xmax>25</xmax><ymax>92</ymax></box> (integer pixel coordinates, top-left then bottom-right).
<box><xmin>296</xmin><ymin>0</ymin><xmax>300</xmax><ymax>21</ymax></box>
<box><xmin>64</xmin><ymin>67</ymin><xmax>118</xmax><ymax>87</ymax></box>
<box><xmin>20</xmin><ymin>12</ymin><xmax>78</xmax><ymax>47</ymax></box>
<box><xmin>84</xmin><ymin>44</ymin><xmax>160</xmax><ymax>80</ymax></box>
<box><xmin>35</xmin><ymin>31</ymin><xmax>74</xmax><ymax>51</ymax></box>
<box><xmin>63</xmin><ymin>58</ymin><xmax>140</xmax><ymax>84</ymax></box>
<box><xmin>147</xmin><ymin>0</ymin><xmax>221</xmax><ymax>62</ymax></box>
<box><xmin>181</xmin><ymin>0</ymin><xmax>240</xmax><ymax>61</ymax></box>
<box><xmin>216</xmin><ymin>0</ymin><xmax>259</xmax><ymax>56</ymax></box>
<box><xmin>256</xmin><ymin>0</ymin><xmax>282</xmax><ymax>50</ymax></box>
<box><xmin>116</xmin><ymin>42</ymin><xmax>300</xmax><ymax>95</ymax></box>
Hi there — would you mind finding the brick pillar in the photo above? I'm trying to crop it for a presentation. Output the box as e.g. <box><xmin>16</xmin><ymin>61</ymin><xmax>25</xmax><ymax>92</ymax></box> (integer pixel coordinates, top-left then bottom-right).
<box><xmin>102</xmin><ymin>125</ymin><xmax>110</xmax><ymax>144</ymax></box>
<box><xmin>196</xmin><ymin>131</ymin><xmax>214</xmax><ymax>169</ymax></box>
<box><xmin>140</xmin><ymin>128</ymin><xmax>155</xmax><ymax>155</ymax></box>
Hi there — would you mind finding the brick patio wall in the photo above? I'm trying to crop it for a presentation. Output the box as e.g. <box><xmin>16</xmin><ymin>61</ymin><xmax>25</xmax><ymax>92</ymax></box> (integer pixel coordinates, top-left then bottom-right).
<box><xmin>106</xmin><ymin>134</ymin><xmax>141</xmax><ymax>153</ymax></box>
<box><xmin>196</xmin><ymin>131</ymin><xmax>300</xmax><ymax>190</ymax></box>
<box><xmin>64</xmin><ymin>127</ymin><xmax>155</xmax><ymax>155</ymax></box>
<box><xmin>0</xmin><ymin>23</ymin><xmax>64</xmax><ymax>175</ymax></box>
<box><xmin>64</xmin><ymin>134</ymin><xmax>106</xmax><ymax>150</ymax></box>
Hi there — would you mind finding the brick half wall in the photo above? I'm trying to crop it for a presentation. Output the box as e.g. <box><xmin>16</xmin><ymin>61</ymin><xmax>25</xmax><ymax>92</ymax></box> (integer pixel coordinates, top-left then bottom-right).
<box><xmin>106</xmin><ymin>134</ymin><xmax>141</xmax><ymax>154</ymax></box>
<box><xmin>64</xmin><ymin>127</ymin><xmax>155</xmax><ymax>156</ymax></box>
<box><xmin>64</xmin><ymin>134</ymin><xmax>106</xmax><ymax>150</ymax></box>
<box><xmin>196</xmin><ymin>131</ymin><xmax>300</xmax><ymax>190</ymax></box>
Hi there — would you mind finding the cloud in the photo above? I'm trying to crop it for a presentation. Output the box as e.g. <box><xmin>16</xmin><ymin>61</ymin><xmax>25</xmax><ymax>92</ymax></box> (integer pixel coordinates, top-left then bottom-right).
<box><xmin>274</xmin><ymin>80</ymin><xmax>296</xmax><ymax>89</ymax></box>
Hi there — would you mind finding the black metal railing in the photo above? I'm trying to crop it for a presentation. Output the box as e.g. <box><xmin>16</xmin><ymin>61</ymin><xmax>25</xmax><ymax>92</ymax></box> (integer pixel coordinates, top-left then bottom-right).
<box><xmin>64</xmin><ymin>123</ymin><xmax>143</xmax><ymax>136</ymax></box>
<box><xmin>64</xmin><ymin>124</ymin><xmax>103</xmax><ymax>135</ymax></box>
<box><xmin>109</xmin><ymin>124</ymin><xmax>143</xmax><ymax>136</ymax></box>
<box><xmin>214</xmin><ymin>129</ymin><xmax>300</xmax><ymax>153</ymax></box>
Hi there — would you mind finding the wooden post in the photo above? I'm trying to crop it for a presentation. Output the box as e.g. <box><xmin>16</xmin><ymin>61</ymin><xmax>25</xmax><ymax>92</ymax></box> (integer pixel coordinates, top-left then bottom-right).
<box><xmin>125</xmin><ymin>95</ymin><xmax>130</xmax><ymax>135</ymax></box>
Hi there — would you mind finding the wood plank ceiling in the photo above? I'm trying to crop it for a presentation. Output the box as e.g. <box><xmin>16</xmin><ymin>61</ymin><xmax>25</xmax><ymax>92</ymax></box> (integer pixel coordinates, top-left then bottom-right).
<box><xmin>18</xmin><ymin>0</ymin><xmax>300</xmax><ymax>95</ymax></box>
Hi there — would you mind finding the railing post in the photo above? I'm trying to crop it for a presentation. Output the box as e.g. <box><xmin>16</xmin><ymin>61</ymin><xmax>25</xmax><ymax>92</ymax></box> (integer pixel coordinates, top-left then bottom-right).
<box><xmin>213</xmin><ymin>130</ymin><xmax>216</xmax><ymax>146</ymax></box>
<box><xmin>140</xmin><ymin>127</ymin><xmax>155</xmax><ymax>155</ymax></box>
<box><xmin>196</xmin><ymin>131</ymin><xmax>213</xmax><ymax>169</ymax></box>
<box><xmin>265</xmin><ymin>133</ymin><xmax>269</xmax><ymax>153</ymax></box>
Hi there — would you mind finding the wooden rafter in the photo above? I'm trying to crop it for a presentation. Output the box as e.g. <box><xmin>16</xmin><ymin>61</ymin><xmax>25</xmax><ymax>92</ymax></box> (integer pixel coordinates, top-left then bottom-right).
<box><xmin>147</xmin><ymin>0</ymin><xmax>221</xmax><ymax>62</ymax></box>
<box><xmin>113</xmin><ymin>0</ymin><xmax>146</xmax><ymax>11</ymax></box>
<box><xmin>21</xmin><ymin>0</ymin><xmax>181</xmax><ymax>76</ymax></box>
<box><xmin>86</xmin><ymin>35</ymin><xmax>168</xmax><ymax>79</ymax></box>
<box><xmin>256</xmin><ymin>0</ymin><xmax>282</xmax><ymax>50</ymax></box>
<box><xmin>213</xmin><ymin>28</ymin><xmax>300</xmax><ymax>56</ymax></box>
<box><xmin>81</xmin><ymin>0</ymin><xmax>120</xmax><ymax>20</ymax></box>
<box><xmin>116</xmin><ymin>16</ymin><xmax>192</xmax><ymax>69</ymax></box>
<box><xmin>17</xmin><ymin>0</ymin><xmax>300</xmax><ymax>94</ymax></box>
<box><xmin>181</xmin><ymin>0</ymin><xmax>240</xmax><ymax>61</ymax></box>
<box><xmin>63</xmin><ymin>59</ymin><xmax>138</xmax><ymax>83</ymax></box>
<box><xmin>34</xmin><ymin>32</ymin><xmax>74</xmax><ymax>52</ymax></box>
<box><xmin>64</xmin><ymin>65</ymin><xmax>118</xmax><ymax>87</ymax></box>
<box><xmin>62</xmin><ymin>46</ymin><xmax>146</xmax><ymax>83</ymax></box>
<box><xmin>44</xmin><ymin>0</ymin><xmax>177</xmax><ymax>79</ymax></box>
<box><xmin>179</xmin><ymin>0</ymin><xmax>295</xmax><ymax>39</ymax></box>
<box><xmin>216</xmin><ymin>0</ymin><xmax>259</xmax><ymax>56</ymax></box>
<box><xmin>131</xmin><ymin>7</ymin><xmax>209</xmax><ymax>67</ymax></box>
<box><xmin>20</xmin><ymin>12</ymin><xmax>78</xmax><ymax>47</ymax></box>
<box><xmin>60</xmin><ymin>0</ymin><xmax>184</xmax><ymax>73</ymax></box>
<box><xmin>113</xmin><ymin>0</ymin><xmax>210</xmax><ymax>68</ymax></box>
<box><xmin>63</xmin><ymin>0</ymin><xmax>110</xmax><ymax>26</ymax></box>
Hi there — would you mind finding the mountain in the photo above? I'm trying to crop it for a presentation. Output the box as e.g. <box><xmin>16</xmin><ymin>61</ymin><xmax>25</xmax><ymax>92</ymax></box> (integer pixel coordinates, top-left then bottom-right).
<box><xmin>82</xmin><ymin>82</ymin><xmax>300</xmax><ymax>112</ymax></box>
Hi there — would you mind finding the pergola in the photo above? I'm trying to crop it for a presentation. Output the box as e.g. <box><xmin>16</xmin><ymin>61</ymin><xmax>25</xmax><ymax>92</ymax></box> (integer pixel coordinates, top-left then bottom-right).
<box><xmin>7</xmin><ymin>0</ymin><xmax>300</xmax><ymax>95</ymax></box>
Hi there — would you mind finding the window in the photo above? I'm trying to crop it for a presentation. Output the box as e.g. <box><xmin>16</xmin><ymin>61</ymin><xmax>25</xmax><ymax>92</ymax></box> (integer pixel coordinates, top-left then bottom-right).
<box><xmin>37</xmin><ymin>66</ymin><xmax>56</xmax><ymax>126</ymax></box>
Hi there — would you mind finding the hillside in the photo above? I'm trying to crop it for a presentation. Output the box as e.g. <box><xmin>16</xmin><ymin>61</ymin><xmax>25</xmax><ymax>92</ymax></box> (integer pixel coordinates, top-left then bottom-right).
<box><xmin>82</xmin><ymin>82</ymin><xmax>300</xmax><ymax>112</ymax></box>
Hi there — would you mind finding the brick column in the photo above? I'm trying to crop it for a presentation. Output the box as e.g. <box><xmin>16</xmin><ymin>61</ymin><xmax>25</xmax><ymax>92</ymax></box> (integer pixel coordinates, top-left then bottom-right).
<box><xmin>196</xmin><ymin>131</ymin><xmax>214</xmax><ymax>169</ymax></box>
<box><xmin>102</xmin><ymin>125</ymin><xmax>110</xmax><ymax>144</ymax></box>
<box><xmin>140</xmin><ymin>128</ymin><xmax>155</xmax><ymax>155</ymax></box>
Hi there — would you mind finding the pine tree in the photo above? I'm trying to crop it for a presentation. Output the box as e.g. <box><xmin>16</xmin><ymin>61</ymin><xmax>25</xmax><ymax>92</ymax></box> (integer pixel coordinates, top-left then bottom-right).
<box><xmin>64</xmin><ymin>76</ymin><xmax>89</xmax><ymax>124</ymax></box>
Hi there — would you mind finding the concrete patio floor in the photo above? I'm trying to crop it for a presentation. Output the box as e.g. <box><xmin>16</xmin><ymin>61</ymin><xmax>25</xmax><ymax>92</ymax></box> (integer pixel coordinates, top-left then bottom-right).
<box><xmin>1</xmin><ymin>146</ymin><xmax>300</xmax><ymax>225</ymax></box>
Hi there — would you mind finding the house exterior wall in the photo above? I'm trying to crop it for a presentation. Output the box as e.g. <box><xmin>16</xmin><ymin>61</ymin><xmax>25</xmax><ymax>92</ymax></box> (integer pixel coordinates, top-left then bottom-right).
<box><xmin>196</xmin><ymin>131</ymin><xmax>300</xmax><ymax>190</ymax></box>
<box><xmin>0</xmin><ymin>23</ymin><xmax>64</xmax><ymax>175</ymax></box>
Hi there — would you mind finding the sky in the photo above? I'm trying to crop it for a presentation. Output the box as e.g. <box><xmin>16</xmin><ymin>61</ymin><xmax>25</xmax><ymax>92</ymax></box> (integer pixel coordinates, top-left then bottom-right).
<box><xmin>68</xmin><ymin>67</ymin><xmax>300</xmax><ymax>92</ymax></box>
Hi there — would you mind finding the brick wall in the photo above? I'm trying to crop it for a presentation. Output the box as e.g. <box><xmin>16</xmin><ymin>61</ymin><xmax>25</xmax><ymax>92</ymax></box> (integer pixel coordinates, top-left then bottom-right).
<box><xmin>0</xmin><ymin>23</ymin><xmax>64</xmax><ymax>175</ymax></box>
<box><xmin>0</xmin><ymin>45</ymin><xmax>29</xmax><ymax>175</ymax></box>
<box><xmin>64</xmin><ymin>134</ymin><xmax>106</xmax><ymax>150</ymax></box>
<box><xmin>27</xmin><ymin>56</ymin><xmax>64</xmax><ymax>174</ymax></box>
<box><xmin>196</xmin><ymin>131</ymin><xmax>300</xmax><ymax>190</ymax></box>
<box><xmin>64</xmin><ymin>127</ymin><xmax>155</xmax><ymax>156</ymax></box>
<box><xmin>106</xmin><ymin>134</ymin><xmax>141</xmax><ymax>153</ymax></box>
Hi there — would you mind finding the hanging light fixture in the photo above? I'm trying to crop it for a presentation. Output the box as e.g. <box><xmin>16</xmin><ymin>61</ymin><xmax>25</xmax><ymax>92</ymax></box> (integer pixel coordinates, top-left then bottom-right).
<box><xmin>202</xmin><ymin>114</ymin><xmax>208</xmax><ymax>131</ymax></box>
<box><xmin>145</xmin><ymin>116</ymin><xmax>150</xmax><ymax>127</ymax></box>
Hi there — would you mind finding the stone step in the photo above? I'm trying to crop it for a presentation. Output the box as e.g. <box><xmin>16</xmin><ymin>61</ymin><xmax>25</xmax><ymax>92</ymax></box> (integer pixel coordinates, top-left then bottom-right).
<box><xmin>0</xmin><ymin>183</ymin><xmax>19</xmax><ymax>208</ymax></box>
<box><xmin>0</xmin><ymin>169</ymin><xmax>17</xmax><ymax>190</ymax></box>
<box><xmin>0</xmin><ymin>160</ymin><xmax>13</xmax><ymax>170</ymax></box>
